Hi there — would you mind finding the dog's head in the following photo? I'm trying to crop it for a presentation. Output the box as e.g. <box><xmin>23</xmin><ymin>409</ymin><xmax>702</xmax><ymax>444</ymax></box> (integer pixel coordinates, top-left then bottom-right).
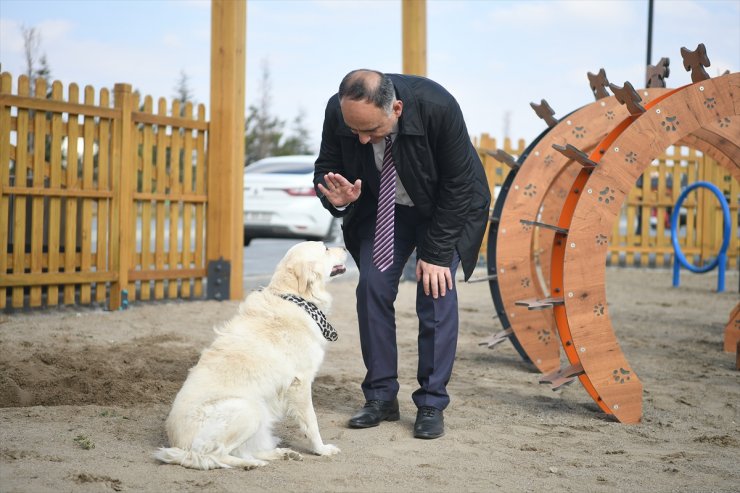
<box><xmin>268</xmin><ymin>242</ymin><xmax>348</xmax><ymax>301</ymax></box>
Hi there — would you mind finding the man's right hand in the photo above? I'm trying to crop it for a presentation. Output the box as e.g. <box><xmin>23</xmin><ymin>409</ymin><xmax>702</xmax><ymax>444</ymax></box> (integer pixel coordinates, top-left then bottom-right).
<box><xmin>317</xmin><ymin>172</ymin><xmax>362</xmax><ymax>208</ymax></box>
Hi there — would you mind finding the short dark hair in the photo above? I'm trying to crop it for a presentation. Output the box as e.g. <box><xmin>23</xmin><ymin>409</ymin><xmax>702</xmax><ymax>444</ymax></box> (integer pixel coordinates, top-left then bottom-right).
<box><xmin>338</xmin><ymin>69</ymin><xmax>395</xmax><ymax>113</ymax></box>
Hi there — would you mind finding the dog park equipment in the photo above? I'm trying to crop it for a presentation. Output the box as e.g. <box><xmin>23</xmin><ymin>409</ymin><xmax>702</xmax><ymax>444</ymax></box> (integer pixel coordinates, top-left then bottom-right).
<box><xmin>671</xmin><ymin>181</ymin><xmax>731</xmax><ymax>292</ymax></box>
<box><xmin>480</xmin><ymin>76</ymin><xmax>671</xmax><ymax>374</ymax></box>
<box><xmin>483</xmin><ymin>44</ymin><xmax>739</xmax><ymax>423</ymax></box>
<box><xmin>726</xmin><ymin>302</ymin><xmax>740</xmax><ymax>370</ymax></box>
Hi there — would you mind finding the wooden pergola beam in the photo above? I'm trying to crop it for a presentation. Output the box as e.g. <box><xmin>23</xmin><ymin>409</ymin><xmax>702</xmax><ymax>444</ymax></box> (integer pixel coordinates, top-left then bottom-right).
<box><xmin>208</xmin><ymin>0</ymin><xmax>246</xmax><ymax>300</ymax></box>
<box><xmin>402</xmin><ymin>0</ymin><xmax>427</xmax><ymax>76</ymax></box>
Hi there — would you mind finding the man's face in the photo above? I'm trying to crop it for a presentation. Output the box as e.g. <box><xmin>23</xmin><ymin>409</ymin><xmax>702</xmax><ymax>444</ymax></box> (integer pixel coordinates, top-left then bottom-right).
<box><xmin>339</xmin><ymin>98</ymin><xmax>403</xmax><ymax>145</ymax></box>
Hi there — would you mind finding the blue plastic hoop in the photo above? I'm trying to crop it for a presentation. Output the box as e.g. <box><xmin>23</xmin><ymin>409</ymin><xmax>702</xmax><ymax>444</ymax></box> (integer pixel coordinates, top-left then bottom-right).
<box><xmin>671</xmin><ymin>181</ymin><xmax>731</xmax><ymax>292</ymax></box>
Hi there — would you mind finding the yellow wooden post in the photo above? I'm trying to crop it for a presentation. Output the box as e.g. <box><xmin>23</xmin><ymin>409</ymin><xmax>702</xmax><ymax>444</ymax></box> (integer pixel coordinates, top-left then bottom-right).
<box><xmin>208</xmin><ymin>0</ymin><xmax>246</xmax><ymax>300</ymax></box>
<box><xmin>402</xmin><ymin>0</ymin><xmax>426</xmax><ymax>76</ymax></box>
<box><xmin>110</xmin><ymin>83</ymin><xmax>134</xmax><ymax>310</ymax></box>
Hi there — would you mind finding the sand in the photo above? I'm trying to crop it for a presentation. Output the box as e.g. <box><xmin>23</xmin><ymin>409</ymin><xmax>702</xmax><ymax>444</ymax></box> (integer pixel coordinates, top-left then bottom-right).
<box><xmin>0</xmin><ymin>267</ymin><xmax>738</xmax><ymax>492</ymax></box>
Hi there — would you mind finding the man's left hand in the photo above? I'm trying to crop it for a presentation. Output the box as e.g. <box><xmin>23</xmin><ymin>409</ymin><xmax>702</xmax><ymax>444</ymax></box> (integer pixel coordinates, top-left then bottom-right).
<box><xmin>416</xmin><ymin>259</ymin><xmax>453</xmax><ymax>299</ymax></box>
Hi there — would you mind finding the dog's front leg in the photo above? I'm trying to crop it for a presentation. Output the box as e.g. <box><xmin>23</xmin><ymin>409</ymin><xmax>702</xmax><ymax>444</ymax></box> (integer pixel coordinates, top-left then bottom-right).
<box><xmin>287</xmin><ymin>378</ymin><xmax>340</xmax><ymax>456</ymax></box>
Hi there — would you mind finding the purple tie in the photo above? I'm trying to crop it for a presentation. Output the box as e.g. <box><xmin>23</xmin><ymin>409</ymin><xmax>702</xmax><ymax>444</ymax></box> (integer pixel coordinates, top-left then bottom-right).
<box><xmin>372</xmin><ymin>136</ymin><xmax>396</xmax><ymax>272</ymax></box>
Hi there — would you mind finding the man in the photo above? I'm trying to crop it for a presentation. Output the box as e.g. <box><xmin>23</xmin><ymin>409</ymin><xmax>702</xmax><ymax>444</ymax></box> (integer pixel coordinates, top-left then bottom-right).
<box><xmin>314</xmin><ymin>69</ymin><xmax>490</xmax><ymax>439</ymax></box>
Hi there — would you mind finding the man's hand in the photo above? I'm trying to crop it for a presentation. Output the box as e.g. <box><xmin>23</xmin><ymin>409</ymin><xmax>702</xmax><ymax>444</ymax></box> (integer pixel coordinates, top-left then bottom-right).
<box><xmin>317</xmin><ymin>172</ymin><xmax>362</xmax><ymax>208</ymax></box>
<box><xmin>416</xmin><ymin>259</ymin><xmax>453</xmax><ymax>299</ymax></box>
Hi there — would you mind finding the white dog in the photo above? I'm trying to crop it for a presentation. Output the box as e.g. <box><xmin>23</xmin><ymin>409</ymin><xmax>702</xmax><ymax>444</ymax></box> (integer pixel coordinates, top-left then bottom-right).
<box><xmin>154</xmin><ymin>242</ymin><xmax>347</xmax><ymax>470</ymax></box>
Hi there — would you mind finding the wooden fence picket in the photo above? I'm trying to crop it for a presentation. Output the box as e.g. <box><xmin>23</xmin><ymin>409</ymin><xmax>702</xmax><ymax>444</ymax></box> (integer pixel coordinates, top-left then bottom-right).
<box><xmin>0</xmin><ymin>73</ymin><xmax>10</xmax><ymax>309</ymax></box>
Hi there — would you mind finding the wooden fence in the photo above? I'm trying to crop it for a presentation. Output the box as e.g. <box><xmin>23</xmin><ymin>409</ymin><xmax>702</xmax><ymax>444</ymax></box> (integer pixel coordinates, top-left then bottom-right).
<box><xmin>0</xmin><ymin>73</ymin><xmax>209</xmax><ymax>310</ymax></box>
<box><xmin>1</xmin><ymin>72</ymin><xmax>736</xmax><ymax>311</ymax></box>
<box><xmin>475</xmin><ymin>133</ymin><xmax>739</xmax><ymax>269</ymax></box>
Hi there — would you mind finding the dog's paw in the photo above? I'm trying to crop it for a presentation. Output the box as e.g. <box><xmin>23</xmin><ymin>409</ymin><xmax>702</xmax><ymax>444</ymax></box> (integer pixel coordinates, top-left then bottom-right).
<box><xmin>314</xmin><ymin>444</ymin><xmax>340</xmax><ymax>456</ymax></box>
<box><xmin>277</xmin><ymin>448</ymin><xmax>303</xmax><ymax>461</ymax></box>
<box><xmin>242</xmin><ymin>459</ymin><xmax>268</xmax><ymax>470</ymax></box>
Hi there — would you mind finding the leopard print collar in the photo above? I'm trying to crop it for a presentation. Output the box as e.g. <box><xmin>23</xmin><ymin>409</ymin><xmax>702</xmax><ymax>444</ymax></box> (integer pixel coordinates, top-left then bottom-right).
<box><xmin>279</xmin><ymin>293</ymin><xmax>337</xmax><ymax>342</ymax></box>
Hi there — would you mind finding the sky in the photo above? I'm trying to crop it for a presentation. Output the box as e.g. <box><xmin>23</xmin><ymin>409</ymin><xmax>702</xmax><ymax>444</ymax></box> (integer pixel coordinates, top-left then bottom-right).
<box><xmin>1</xmin><ymin>0</ymin><xmax>738</xmax><ymax>152</ymax></box>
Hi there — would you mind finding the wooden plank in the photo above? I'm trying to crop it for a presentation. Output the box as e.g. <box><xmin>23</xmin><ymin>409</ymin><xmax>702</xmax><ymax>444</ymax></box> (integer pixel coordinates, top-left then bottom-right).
<box><xmin>728</xmin><ymin>162</ymin><xmax>739</xmax><ymax>268</ymax></box>
<box><xmin>0</xmin><ymin>186</ymin><xmax>113</xmax><ymax>198</ymax></box>
<box><xmin>8</xmin><ymin>251</ymin><xmax>101</xmax><ymax>271</ymax></box>
<box><xmin>131</xmin><ymin>110</ymin><xmax>209</xmax><ymax>131</ymax></box>
<box><xmin>78</xmin><ymin>85</ymin><xmax>96</xmax><ymax>304</ymax></box>
<box><xmin>652</xmin><ymin>155</ymin><xmax>668</xmax><ymax>267</ymax></box>
<box><xmin>194</xmin><ymin>105</ymin><xmax>206</xmax><ymax>297</ymax></box>
<box><xmin>11</xmin><ymin>76</ymin><xmax>31</xmax><ymax>308</ymax></box>
<box><xmin>104</xmin><ymin>84</ymin><xmax>128</xmax><ymax>309</ymax></box>
<box><xmin>127</xmin><ymin>267</ymin><xmax>206</xmax><ymax>282</ymax></box>
<box><xmin>7</xmin><ymin>249</ymin><xmax>207</xmax><ymax>273</ymax></box>
<box><xmin>96</xmin><ymin>88</ymin><xmax>111</xmax><ymax>304</ymax></box>
<box><xmin>209</xmin><ymin>0</ymin><xmax>245</xmax><ymax>300</ymax></box>
<box><xmin>29</xmin><ymin>78</ymin><xmax>47</xmax><ymax>306</ymax></box>
<box><xmin>168</xmin><ymin>100</ymin><xmax>183</xmax><ymax>299</ymax></box>
<box><xmin>46</xmin><ymin>81</ymin><xmax>64</xmax><ymax>306</ymax></box>
<box><xmin>724</xmin><ymin>302</ymin><xmax>740</xmax><ymax>353</ymax></box>
<box><xmin>0</xmin><ymin>271</ymin><xmax>116</xmax><ymax>287</ymax></box>
<box><xmin>139</xmin><ymin>96</ymin><xmax>154</xmax><ymax>301</ymax></box>
<box><xmin>131</xmin><ymin>191</ymin><xmax>206</xmax><ymax>202</ymax></box>
<box><xmin>0</xmin><ymin>72</ymin><xmax>12</xmax><ymax>308</ymax></box>
<box><xmin>128</xmin><ymin>91</ymin><xmax>140</xmax><ymax>300</ymax></box>
<box><xmin>153</xmin><ymin>98</ymin><xmax>168</xmax><ymax>299</ymax></box>
<box><xmin>181</xmin><ymin>103</ymin><xmax>194</xmax><ymax>298</ymax></box>
<box><xmin>63</xmin><ymin>83</ymin><xmax>80</xmax><ymax>304</ymax></box>
<box><xmin>0</xmin><ymin>94</ymin><xmax>119</xmax><ymax>119</ymax></box>
<box><xmin>401</xmin><ymin>0</ymin><xmax>426</xmax><ymax>77</ymax></box>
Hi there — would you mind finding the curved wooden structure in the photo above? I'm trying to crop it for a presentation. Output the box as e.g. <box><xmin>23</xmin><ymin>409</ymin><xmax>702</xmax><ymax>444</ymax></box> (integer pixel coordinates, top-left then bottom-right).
<box><xmin>488</xmin><ymin>87</ymin><xmax>670</xmax><ymax>373</ymax></box>
<box><xmin>552</xmin><ymin>71</ymin><xmax>739</xmax><ymax>423</ymax></box>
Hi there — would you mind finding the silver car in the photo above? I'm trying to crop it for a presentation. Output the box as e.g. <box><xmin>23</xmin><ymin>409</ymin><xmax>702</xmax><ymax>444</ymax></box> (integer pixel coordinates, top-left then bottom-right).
<box><xmin>243</xmin><ymin>155</ymin><xmax>340</xmax><ymax>246</ymax></box>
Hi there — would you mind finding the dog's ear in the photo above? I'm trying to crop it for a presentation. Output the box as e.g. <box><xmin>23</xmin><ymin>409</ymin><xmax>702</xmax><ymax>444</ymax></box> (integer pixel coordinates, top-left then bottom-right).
<box><xmin>296</xmin><ymin>261</ymin><xmax>322</xmax><ymax>297</ymax></box>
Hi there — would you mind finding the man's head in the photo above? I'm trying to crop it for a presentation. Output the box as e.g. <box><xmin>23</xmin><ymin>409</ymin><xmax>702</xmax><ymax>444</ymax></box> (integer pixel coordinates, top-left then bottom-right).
<box><xmin>338</xmin><ymin>70</ymin><xmax>403</xmax><ymax>145</ymax></box>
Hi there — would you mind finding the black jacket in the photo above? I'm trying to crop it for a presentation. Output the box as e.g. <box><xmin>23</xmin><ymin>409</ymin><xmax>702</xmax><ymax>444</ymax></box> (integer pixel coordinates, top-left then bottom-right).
<box><xmin>314</xmin><ymin>74</ymin><xmax>490</xmax><ymax>280</ymax></box>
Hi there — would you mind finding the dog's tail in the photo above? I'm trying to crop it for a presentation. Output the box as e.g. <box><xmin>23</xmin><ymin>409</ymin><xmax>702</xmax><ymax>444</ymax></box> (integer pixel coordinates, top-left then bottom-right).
<box><xmin>153</xmin><ymin>447</ymin><xmax>261</xmax><ymax>470</ymax></box>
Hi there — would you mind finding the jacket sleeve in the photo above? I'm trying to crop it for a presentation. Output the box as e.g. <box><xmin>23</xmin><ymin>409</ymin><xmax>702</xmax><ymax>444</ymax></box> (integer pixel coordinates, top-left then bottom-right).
<box><xmin>313</xmin><ymin>98</ymin><xmax>353</xmax><ymax>218</ymax></box>
<box><xmin>417</xmin><ymin>98</ymin><xmax>480</xmax><ymax>266</ymax></box>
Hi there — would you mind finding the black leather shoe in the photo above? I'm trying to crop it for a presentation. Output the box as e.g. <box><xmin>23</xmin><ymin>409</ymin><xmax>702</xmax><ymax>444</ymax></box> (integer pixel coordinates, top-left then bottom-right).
<box><xmin>348</xmin><ymin>399</ymin><xmax>400</xmax><ymax>428</ymax></box>
<box><xmin>414</xmin><ymin>406</ymin><xmax>444</xmax><ymax>439</ymax></box>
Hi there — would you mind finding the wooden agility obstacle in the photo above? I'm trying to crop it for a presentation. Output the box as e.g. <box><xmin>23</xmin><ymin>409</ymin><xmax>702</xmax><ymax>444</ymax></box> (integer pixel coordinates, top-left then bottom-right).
<box><xmin>483</xmin><ymin>73</ymin><xmax>670</xmax><ymax>373</ymax></box>
<box><xmin>485</xmin><ymin>44</ymin><xmax>739</xmax><ymax>423</ymax></box>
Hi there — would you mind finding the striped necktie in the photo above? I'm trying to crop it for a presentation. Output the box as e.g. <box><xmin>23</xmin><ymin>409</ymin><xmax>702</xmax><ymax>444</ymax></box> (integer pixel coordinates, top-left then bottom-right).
<box><xmin>372</xmin><ymin>135</ymin><xmax>396</xmax><ymax>272</ymax></box>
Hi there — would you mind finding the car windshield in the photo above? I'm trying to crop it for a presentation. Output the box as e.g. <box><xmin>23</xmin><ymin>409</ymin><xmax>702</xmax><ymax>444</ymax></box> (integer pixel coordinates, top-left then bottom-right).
<box><xmin>245</xmin><ymin>161</ymin><xmax>314</xmax><ymax>174</ymax></box>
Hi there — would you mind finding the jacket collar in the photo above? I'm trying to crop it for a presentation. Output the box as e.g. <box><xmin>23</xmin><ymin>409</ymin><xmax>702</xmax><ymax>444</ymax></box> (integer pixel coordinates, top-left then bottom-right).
<box><xmin>334</xmin><ymin>74</ymin><xmax>425</xmax><ymax>138</ymax></box>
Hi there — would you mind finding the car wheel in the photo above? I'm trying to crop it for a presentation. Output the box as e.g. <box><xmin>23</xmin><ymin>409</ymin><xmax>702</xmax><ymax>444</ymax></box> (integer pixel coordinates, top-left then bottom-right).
<box><xmin>323</xmin><ymin>218</ymin><xmax>342</xmax><ymax>243</ymax></box>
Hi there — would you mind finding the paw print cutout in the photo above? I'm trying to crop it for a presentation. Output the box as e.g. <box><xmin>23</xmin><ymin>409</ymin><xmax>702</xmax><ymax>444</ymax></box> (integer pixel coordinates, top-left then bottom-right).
<box><xmin>593</xmin><ymin>303</ymin><xmax>605</xmax><ymax>316</ymax></box>
<box><xmin>605</xmin><ymin>110</ymin><xmax>615</xmax><ymax>121</ymax></box>
<box><xmin>718</xmin><ymin>117</ymin><xmax>731</xmax><ymax>128</ymax></box>
<box><xmin>597</xmin><ymin>186</ymin><xmax>615</xmax><ymax>204</ymax></box>
<box><xmin>523</xmin><ymin>184</ymin><xmax>537</xmax><ymax>197</ymax></box>
<box><xmin>612</xmin><ymin>367</ymin><xmax>632</xmax><ymax>384</ymax></box>
<box><xmin>703</xmin><ymin>97</ymin><xmax>716</xmax><ymax>109</ymax></box>
<box><xmin>537</xmin><ymin>329</ymin><xmax>551</xmax><ymax>345</ymax></box>
<box><xmin>521</xmin><ymin>277</ymin><xmax>530</xmax><ymax>288</ymax></box>
<box><xmin>572</xmin><ymin>126</ymin><xmax>586</xmax><ymax>139</ymax></box>
<box><xmin>625</xmin><ymin>151</ymin><xmax>637</xmax><ymax>164</ymax></box>
<box><xmin>661</xmin><ymin>115</ymin><xmax>679</xmax><ymax>132</ymax></box>
<box><xmin>544</xmin><ymin>154</ymin><xmax>554</xmax><ymax>166</ymax></box>
<box><xmin>595</xmin><ymin>234</ymin><xmax>608</xmax><ymax>246</ymax></box>
<box><xmin>521</xmin><ymin>222</ymin><xmax>533</xmax><ymax>232</ymax></box>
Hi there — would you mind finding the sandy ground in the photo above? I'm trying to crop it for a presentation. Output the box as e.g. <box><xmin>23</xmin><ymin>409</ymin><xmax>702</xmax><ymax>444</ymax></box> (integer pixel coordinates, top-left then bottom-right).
<box><xmin>0</xmin><ymin>266</ymin><xmax>738</xmax><ymax>493</ymax></box>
